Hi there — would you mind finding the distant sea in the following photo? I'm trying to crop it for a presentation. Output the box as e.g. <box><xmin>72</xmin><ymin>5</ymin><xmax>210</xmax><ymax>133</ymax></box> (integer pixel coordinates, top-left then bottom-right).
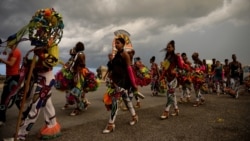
<box><xmin>0</xmin><ymin>64</ymin><xmax>97</xmax><ymax>76</ymax></box>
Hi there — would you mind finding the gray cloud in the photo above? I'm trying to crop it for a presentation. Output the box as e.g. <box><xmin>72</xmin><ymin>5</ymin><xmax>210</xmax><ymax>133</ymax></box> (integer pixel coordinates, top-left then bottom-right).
<box><xmin>0</xmin><ymin>0</ymin><xmax>249</xmax><ymax>68</ymax></box>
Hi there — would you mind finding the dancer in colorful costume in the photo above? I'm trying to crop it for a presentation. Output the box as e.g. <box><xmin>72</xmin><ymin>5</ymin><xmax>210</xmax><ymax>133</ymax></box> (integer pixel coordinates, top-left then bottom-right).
<box><xmin>178</xmin><ymin>53</ymin><xmax>192</xmax><ymax>103</ymax></box>
<box><xmin>3</xmin><ymin>8</ymin><xmax>64</xmax><ymax>141</ymax></box>
<box><xmin>133</xmin><ymin>56</ymin><xmax>151</xmax><ymax>108</ymax></box>
<box><xmin>150</xmin><ymin>56</ymin><xmax>160</xmax><ymax>96</ymax></box>
<box><xmin>160</xmin><ymin>40</ymin><xmax>188</xmax><ymax>119</ymax></box>
<box><xmin>191</xmin><ymin>52</ymin><xmax>206</xmax><ymax>107</ymax></box>
<box><xmin>102</xmin><ymin>31</ymin><xmax>140</xmax><ymax>133</ymax></box>
<box><xmin>58</xmin><ymin>42</ymin><xmax>93</xmax><ymax>115</ymax></box>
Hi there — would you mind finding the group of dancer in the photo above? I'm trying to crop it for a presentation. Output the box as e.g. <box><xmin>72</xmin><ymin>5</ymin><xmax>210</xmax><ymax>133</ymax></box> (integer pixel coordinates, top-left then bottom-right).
<box><xmin>0</xmin><ymin>8</ymin><xmax>247</xmax><ymax>141</ymax></box>
<box><xmin>149</xmin><ymin>43</ymin><xmax>244</xmax><ymax>112</ymax></box>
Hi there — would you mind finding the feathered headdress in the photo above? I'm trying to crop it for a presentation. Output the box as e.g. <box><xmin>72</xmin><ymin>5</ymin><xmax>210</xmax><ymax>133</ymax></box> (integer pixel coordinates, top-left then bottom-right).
<box><xmin>112</xmin><ymin>29</ymin><xmax>133</xmax><ymax>54</ymax></box>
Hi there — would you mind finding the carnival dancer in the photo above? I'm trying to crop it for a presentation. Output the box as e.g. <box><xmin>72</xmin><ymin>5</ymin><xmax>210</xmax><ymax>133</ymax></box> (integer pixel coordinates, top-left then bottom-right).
<box><xmin>59</xmin><ymin>42</ymin><xmax>91</xmax><ymax>114</ymax></box>
<box><xmin>3</xmin><ymin>8</ymin><xmax>64</xmax><ymax>141</ymax></box>
<box><xmin>223</xmin><ymin>59</ymin><xmax>230</xmax><ymax>89</ymax></box>
<box><xmin>102</xmin><ymin>34</ymin><xmax>140</xmax><ymax>134</ymax></box>
<box><xmin>150</xmin><ymin>56</ymin><xmax>160</xmax><ymax>96</ymax></box>
<box><xmin>159</xmin><ymin>40</ymin><xmax>188</xmax><ymax>119</ymax></box>
<box><xmin>178</xmin><ymin>53</ymin><xmax>192</xmax><ymax>103</ymax></box>
<box><xmin>212</xmin><ymin>60</ymin><xmax>224</xmax><ymax>95</ymax></box>
<box><xmin>224</xmin><ymin>54</ymin><xmax>242</xmax><ymax>98</ymax></box>
<box><xmin>132</xmin><ymin>56</ymin><xmax>151</xmax><ymax>108</ymax></box>
<box><xmin>191</xmin><ymin>52</ymin><xmax>206</xmax><ymax>107</ymax></box>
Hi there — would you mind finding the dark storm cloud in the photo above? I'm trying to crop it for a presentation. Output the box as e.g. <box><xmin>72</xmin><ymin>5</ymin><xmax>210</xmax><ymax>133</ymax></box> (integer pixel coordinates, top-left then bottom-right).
<box><xmin>0</xmin><ymin>0</ymin><xmax>249</xmax><ymax>68</ymax></box>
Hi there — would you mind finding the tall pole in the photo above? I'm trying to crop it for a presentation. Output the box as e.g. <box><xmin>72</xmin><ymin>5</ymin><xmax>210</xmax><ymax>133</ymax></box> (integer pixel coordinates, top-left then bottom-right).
<box><xmin>14</xmin><ymin>55</ymin><xmax>36</xmax><ymax>141</ymax></box>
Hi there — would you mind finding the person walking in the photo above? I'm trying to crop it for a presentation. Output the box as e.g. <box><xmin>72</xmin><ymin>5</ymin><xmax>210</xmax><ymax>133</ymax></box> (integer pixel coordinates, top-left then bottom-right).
<box><xmin>102</xmin><ymin>35</ymin><xmax>140</xmax><ymax>133</ymax></box>
<box><xmin>159</xmin><ymin>40</ymin><xmax>188</xmax><ymax>119</ymax></box>
<box><xmin>0</xmin><ymin>38</ymin><xmax>22</xmax><ymax>126</ymax></box>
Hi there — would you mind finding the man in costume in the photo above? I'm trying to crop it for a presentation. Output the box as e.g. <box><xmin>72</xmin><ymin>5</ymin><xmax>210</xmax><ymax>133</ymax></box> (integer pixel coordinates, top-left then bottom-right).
<box><xmin>4</xmin><ymin>8</ymin><xmax>64</xmax><ymax>141</ymax></box>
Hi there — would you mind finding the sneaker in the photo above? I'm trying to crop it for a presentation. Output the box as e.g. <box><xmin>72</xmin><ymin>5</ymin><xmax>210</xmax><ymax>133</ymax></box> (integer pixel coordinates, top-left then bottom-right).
<box><xmin>0</xmin><ymin>121</ymin><xmax>5</xmax><ymax>127</ymax></box>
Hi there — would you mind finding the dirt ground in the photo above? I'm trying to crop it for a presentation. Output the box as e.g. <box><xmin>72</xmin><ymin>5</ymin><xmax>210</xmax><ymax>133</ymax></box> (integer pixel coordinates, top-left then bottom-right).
<box><xmin>29</xmin><ymin>88</ymin><xmax>250</xmax><ymax>141</ymax></box>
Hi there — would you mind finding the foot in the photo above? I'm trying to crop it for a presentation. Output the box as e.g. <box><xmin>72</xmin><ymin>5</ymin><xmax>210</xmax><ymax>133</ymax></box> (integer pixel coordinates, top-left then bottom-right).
<box><xmin>178</xmin><ymin>98</ymin><xmax>185</xmax><ymax>104</ymax></box>
<box><xmin>130</xmin><ymin>115</ymin><xmax>138</xmax><ymax>125</ymax></box>
<box><xmin>3</xmin><ymin>138</ymin><xmax>25</xmax><ymax>141</ymax></box>
<box><xmin>102</xmin><ymin>123</ymin><xmax>115</xmax><ymax>134</ymax></box>
<box><xmin>84</xmin><ymin>101</ymin><xmax>91</xmax><ymax>110</ymax></box>
<box><xmin>39</xmin><ymin>122</ymin><xmax>61</xmax><ymax>140</ymax></box>
<box><xmin>70</xmin><ymin>108</ymin><xmax>80</xmax><ymax>116</ymax></box>
<box><xmin>61</xmin><ymin>104</ymin><xmax>69</xmax><ymax>110</ymax></box>
<box><xmin>122</xmin><ymin>107</ymin><xmax>128</xmax><ymax>111</ymax></box>
<box><xmin>152</xmin><ymin>91</ymin><xmax>155</xmax><ymax>96</ymax></box>
<box><xmin>160</xmin><ymin>111</ymin><xmax>169</xmax><ymax>119</ymax></box>
<box><xmin>0</xmin><ymin>121</ymin><xmax>5</xmax><ymax>127</ymax></box>
<box><xmin>235</xmin><ymin>90</ymin><xmax>239</xmax><ymax>99</ymax></box>
<box><xmin>134</xmin><ymin>102</ymin><xmax>141</xmax><ymax>108</ymax></box>
<box><xmin>200</xmin><ymin>99</ymin><xmax>205</xmax><ymax>105</ymax></box>
<box><xmin>3</xmin><ymin>134</ymin><xmax>27</xmax><ymax>141</ymax></box>
<box><xmin>171</xmin><ymin>109</ymin><xmax>179</xmax><ymax>116</ymax></box>
<box><xmin>193</xmin><ymin>102</ymin><xmax>200</xmax><ymax>107</ymax></box>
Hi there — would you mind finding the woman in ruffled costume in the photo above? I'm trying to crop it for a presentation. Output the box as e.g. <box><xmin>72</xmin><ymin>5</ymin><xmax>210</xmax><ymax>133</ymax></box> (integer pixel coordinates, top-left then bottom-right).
<box><xmin>58</xmin><ymin>42</ymin><xmax>92</xmax><ymax>115</ymax></box>
<box><xmin>133</xmin><ymin>56</ymin><xmax>151</xmax><ymax>108</ymax></box>
<box><xmin>160</xmin><ymin>40</ymin><xmax>189</xmax><ymax>119</ymax></box>
<box><xmin>191</xmin><ymin>52</ymin><xmax>206</xmax><ymax>107</ymax></box>
<box><xmin>178</xmin><ymin>52</ymin><xmax>192</xmax><ymax>103</ymax></box>
<box><xmin>102</xmin><ymin>35</ymin><xmax>140</xmax><ymax>134</ymax></box>
<box><xmin>150</xmin><ymin>56</ymin><xmax>160</xmax><ymax>96</ymax></box>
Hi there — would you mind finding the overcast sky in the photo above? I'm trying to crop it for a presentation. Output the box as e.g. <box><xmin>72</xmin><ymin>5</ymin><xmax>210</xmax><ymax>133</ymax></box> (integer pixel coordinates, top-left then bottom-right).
<box><xmin>0</xmin><ymin>0</ymin><xmax>249</xmax><ymax>68</ymax></box>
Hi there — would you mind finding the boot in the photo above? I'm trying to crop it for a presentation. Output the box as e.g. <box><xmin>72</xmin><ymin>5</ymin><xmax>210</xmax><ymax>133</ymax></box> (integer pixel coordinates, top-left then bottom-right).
<box><xmin>160</xmin><ymin>111</ymin><xmax>169</xmax><ymax>119</ymax></box>
<box><xmin>134</xmin><ymin>102</ymin><xmax>141</xmax><ymax>108</ymax></box>
<box><xmin>130</xmin><ymin>115</ymin><xmax>139</xmax><ymax>125</ymax></box>
<box><xmin>102</xmin><ymin>123</ymin><xmax>115</xmax><ymax>134</ymax></box>
<box><xmin>171</xmin><ymin>109</ymin><xmax>179</xmax><ymax>116</ymax></box>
